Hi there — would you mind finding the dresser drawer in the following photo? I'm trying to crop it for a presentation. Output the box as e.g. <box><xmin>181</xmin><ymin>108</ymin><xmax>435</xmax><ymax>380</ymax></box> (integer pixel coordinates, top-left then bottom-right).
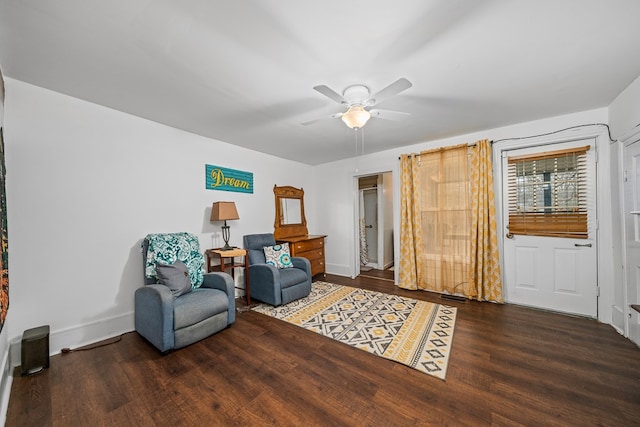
<box><xmin>297</xmin><ymin>248</ymin><xmax>324</xmax><ymax>263</ymax></box>
<box><xmin>310</xmin><ymin>258</ymin><xmax>325</xmax><ymax>277</ymax></box>
<box><xmin>291</xmin><ymin>238</ymin><xmax>324</xmax><ymax>253</ymax></box>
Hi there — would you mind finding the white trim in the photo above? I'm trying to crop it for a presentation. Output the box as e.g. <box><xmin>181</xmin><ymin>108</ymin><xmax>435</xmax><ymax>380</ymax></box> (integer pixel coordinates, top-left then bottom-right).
<box><xmin>619</xmin><ymin>131</ymin><xmax>640</xmax><ymax>340</ymax></box>
<box><xmin>612</xmin><ymin>140</ymin><xmax>627</xmax><ymax>336</ymax></box>
<box><xmin>0</xmin><ymin>342</ymin><xmax>12</xmax><ymax>427</ymax></box>
<box><xmin>350</xmin><ymin>166</ymin><xmax>396</xmax><ymax>281</ymax></box>
<box><xmin>620</xmin><ymin>125</ymin><xmax>640</xmax><ymax>147</ymax></box>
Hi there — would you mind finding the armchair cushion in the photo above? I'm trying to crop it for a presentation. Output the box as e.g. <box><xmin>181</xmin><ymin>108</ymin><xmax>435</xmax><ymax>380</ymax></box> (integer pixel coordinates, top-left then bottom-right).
<box><xmin>279</xmin><ymin>267</ymin><xmax>309</xmax><ymax>288</ymax></box>
<box><xmin>156</xmin><ymin>260</ymin><xmax>192</xmax><ymax>297</ymax></box>
<box><xmin>173</xmin><ymin>288</ymin><xmax>228</xmax><ymax>329</ymax></box>
<box><xmin>263</xmin><ymin>243</ymin><xmax>293</xmax><ymax>269</ymax></box>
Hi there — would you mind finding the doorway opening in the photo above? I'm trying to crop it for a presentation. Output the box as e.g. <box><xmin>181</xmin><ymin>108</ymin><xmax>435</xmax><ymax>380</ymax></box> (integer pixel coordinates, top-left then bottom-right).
<box><xmin>356</xmin><ymin>173</ymin><xmax>394</xmax><ymax>282</ymax></box>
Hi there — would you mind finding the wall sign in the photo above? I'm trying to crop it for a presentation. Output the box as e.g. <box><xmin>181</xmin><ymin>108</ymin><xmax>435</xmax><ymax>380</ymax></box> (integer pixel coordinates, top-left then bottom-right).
<box><xmin>205</xmin><ymin>164</ymin><xmax>253</xmax><ymax>194</ymax></box>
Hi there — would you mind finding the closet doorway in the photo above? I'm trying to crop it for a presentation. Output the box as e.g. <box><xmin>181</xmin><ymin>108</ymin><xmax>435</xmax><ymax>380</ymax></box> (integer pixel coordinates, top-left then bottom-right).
<box><xmin>356</xmin><ymin>173</ymin><xmax>394</xmax><ymax>281</ymax></box>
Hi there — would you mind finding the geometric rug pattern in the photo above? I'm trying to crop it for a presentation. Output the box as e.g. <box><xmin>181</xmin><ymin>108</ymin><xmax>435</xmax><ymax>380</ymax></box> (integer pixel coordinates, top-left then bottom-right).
<box><xmin>252</xmin><ymin>281</ymin><xmax>457</xmax><ymax>380</ymax></box>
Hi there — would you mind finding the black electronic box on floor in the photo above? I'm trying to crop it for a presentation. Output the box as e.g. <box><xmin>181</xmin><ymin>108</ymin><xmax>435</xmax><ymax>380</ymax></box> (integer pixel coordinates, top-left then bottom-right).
<box><xmin>21</xmin><ymin>325</ymin><xmax>50</xmax><ymax>376</ymax></box>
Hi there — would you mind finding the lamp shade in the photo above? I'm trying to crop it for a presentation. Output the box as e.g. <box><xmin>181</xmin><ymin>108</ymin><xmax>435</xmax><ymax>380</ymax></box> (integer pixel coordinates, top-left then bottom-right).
<box><xmin>210</xmin><ymin>201</ymin><xmax>239</xmax><ymax>221</ymax></box>
<box><xmin>341</xmin><ymin>105</ymin><xmax>371</xmax><ymax>129</ymax></box>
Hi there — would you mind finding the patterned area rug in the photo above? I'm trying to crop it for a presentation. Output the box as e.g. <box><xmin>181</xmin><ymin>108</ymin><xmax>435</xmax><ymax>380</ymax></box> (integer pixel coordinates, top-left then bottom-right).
<box><xmin>252</xmin><ymin>281</ymin><xmax>457</xmax><ymax>380</ymax></box>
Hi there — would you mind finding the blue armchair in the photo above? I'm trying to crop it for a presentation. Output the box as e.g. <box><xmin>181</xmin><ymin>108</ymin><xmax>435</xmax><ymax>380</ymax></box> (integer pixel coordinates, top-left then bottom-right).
<box><xmin>135</xmin><ymin>232</ymin><xmax>235</xmax><ymax>353</ymax></box>
<box><xmin>243</xmin><ymin>233</ymin><xmax>312</xmax><ymax>306</ymax></box>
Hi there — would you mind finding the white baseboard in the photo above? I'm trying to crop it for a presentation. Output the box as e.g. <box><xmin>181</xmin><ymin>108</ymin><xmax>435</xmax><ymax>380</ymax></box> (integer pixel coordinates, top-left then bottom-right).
<box><xmin>325</xmin><ymin>263</ymin><xmax>352</xmax><ymax>278</ymax></box>
<box><xmin>9</xmin><ymin>311</ymin><xmax>135</xmax><ymax>370</ymax></box>
<box><xmin>0</xmin><ymin>343</ymin><xmax>13</xmax><ymax>427</ymax></box>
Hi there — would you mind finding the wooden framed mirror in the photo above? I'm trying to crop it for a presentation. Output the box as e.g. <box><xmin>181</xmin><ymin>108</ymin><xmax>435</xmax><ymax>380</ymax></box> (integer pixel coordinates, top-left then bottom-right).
<box><xmin>273</xmin><ymin>185</ymin><xmax>308</xmax><ymax>240</ymax></box>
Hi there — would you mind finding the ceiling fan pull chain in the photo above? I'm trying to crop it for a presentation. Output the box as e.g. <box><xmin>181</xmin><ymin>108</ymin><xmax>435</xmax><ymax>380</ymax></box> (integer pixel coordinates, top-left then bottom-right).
<box><xmin>354</xmin><ymin>128</ymin><xmax>358</xmax><ymax>156</ymax></box>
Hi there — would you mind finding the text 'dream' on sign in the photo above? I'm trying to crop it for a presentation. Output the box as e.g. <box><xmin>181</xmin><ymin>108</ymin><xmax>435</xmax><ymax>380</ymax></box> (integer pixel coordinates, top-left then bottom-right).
<box><xmin>205</xmin><ymin>165</ymin><xmax>253</xmax><ymax>194</ymax></box>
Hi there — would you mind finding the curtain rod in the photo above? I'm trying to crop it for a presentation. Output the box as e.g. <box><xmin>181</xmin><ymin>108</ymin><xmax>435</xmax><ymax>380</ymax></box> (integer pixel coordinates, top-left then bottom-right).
<box><xmin>398</xmin><ymin>140</ymin><xmax>492</xmax><ymax>160</ymax></box>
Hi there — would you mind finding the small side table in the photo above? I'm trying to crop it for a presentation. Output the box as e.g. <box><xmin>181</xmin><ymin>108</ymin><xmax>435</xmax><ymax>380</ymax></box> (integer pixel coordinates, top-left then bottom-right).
<box><xmin>205</xmin><ymin>248</ymin><xmax>251</xmax><ymax>306</ymax></box>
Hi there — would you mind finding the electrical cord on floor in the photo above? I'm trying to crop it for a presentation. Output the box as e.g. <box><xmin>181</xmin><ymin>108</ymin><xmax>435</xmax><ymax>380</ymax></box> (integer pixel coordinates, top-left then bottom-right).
<box><xmin>60</xmin><ymin>333</ymin><xmax>126</xmax><ymax>354</ymax></box>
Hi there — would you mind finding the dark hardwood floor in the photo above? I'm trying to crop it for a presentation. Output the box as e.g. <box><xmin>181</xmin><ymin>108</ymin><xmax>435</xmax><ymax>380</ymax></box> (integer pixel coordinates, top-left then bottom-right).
<box><xmin>7</xmin><ymin>274</ymin><xmax>640</xmax><ymax>426</ymax></box>
<box><xmin>357</xmin><ymin>267</ymin><xmax>394</xmax><ymax>282</ymax></box>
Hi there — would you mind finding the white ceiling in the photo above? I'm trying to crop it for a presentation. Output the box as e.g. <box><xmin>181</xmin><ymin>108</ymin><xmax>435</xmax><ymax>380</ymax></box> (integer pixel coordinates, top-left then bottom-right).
<box><xmin>1</xmin><ymin>0</ymin><xmax>640</xmax><ymax>165</ymax></box>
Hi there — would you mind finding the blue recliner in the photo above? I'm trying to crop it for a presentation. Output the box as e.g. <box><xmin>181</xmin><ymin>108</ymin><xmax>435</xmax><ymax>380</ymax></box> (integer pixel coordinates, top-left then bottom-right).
<box><xmin>135</xmin><ymin>232</ymin><xmax>235</xmax><ymax>353</ymax></box>
<box><xmin>243</xmin><ymin>233</ymin><xmax>312</xmax><ymax>306</ymax></box>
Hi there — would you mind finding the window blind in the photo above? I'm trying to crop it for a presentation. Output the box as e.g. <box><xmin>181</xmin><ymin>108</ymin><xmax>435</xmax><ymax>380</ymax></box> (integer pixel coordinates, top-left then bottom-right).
<box><xmin>507</xmin><ymin>145</ymin><xmax>590</xmax><ymax>239</ymax></box>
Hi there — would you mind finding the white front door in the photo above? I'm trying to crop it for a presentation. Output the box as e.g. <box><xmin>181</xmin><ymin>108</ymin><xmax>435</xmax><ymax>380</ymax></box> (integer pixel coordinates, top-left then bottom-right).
<box><xmin>502</xmin><ymin>140</ymin><xmax>598</xmax><ymax>317</ymax></box>
<box><xmin>624</xmin><ymin>140</ymin><xmax>640</xmax><ymax>345</ymax></box>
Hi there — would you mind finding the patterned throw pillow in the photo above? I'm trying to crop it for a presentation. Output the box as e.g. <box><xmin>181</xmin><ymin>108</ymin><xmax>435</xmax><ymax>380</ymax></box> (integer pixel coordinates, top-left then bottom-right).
<box><xmin>263</xmin><ymin>243</ymin><xmax>293</xmax><ymax>269</ymax></box>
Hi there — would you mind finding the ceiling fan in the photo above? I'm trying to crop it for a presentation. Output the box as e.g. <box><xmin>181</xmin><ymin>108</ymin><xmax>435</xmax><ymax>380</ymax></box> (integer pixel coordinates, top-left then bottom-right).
<box><xmin>302</xmin><ymin>77</ymin><xmax>413</xmax><ymax>129</ymax></box>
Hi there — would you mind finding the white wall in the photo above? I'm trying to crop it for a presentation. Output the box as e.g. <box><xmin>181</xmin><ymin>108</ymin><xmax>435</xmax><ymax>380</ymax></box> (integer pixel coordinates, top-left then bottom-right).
<box><xmin>609</xmin><ymin>74</ymin><xmax>640</xmax><ymax>140</ymax></box>
<box><xmin>3</xmin><ymin>79</ymin><xmax>314</xmax><ymax>357</ymax></box>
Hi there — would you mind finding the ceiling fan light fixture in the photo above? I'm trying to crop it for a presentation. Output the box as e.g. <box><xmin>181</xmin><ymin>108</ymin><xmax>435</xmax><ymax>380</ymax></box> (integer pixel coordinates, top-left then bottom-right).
<box><xmin>341</xmin><ymin>105</ymin><xmax>371</xmax><ymax>129</ymax></box>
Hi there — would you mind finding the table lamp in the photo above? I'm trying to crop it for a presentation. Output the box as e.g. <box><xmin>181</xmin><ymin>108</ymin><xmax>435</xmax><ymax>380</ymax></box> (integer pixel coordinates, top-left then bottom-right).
<box><xmin>210</xmin><ymin>201</ymin><xmax>239</xmax><ymax>250</ymax></box>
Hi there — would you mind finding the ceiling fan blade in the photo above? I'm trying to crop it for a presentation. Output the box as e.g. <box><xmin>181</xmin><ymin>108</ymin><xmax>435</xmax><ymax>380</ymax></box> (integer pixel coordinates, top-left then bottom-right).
<box><xmin>369</xmin><ymin>109</ymin><xmax>411</xmax><ymax>121</ymax></box>
<box><xmin>367</xmin><ymin>78</ymin><xmax>412</xmax><ymax>105</ymax></box>
<box><xmin>313</xmin><ymin>85</ymin><xmax>347</xmax><ymax>104</ymax></box>
<box><xmin>301</xmin><ymin>112</ymin><xmax>343</xmax><ymax>126</ymax></box>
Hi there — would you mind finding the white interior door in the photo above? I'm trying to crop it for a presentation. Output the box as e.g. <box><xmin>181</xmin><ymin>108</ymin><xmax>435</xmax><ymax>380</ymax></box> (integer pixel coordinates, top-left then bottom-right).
<box><xmin>502</xmin><ymin>140</ymin><xmax>598</xmax><ymax>317</ymax></box>
<box><xmin>624</xmin><ymin>140</ymin><xmax>640</xmax><ymax>345</ymax></box>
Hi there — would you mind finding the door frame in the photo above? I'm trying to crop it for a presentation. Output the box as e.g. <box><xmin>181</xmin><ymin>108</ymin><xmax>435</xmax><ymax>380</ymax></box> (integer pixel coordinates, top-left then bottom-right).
<box><xmin>493</xmin><ymin>125</ymin><xmax>615</xmax><ymax>323</ymax></box>
<box><xmin>620</xmin><ymin>125</ymin><xmax>640</xmax><ymax>340</ymax></box>
<box><xmin>351</xmin><ymin>168</ymin><xmax>395</xmax><ymax>281</ymax></box>
<box><xmin>360</xmin><ymin>186</ymin><xmax>381</xmax><ymax>269</ymax></box>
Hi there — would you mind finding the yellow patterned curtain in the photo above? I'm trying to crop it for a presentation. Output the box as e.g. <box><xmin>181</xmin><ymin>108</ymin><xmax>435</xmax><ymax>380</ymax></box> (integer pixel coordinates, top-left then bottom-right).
<box><xmin>398</xmin><ymin>154</ymin><xmax>423</xmax><ymax>290</ymax></box>
<box><xmin>419</xmin><ymin>144</ymin><xmax>471</xmax><ymax>294</ymax></box>
<box><xmin>467</xmin><ymin>139</ymin><xmax>503</xmax><ymax>302</ymax></box>
<box><xmin>399</xmin><ymin>140</ymin><xmax>503</xmax><ymax>302</ymax></box>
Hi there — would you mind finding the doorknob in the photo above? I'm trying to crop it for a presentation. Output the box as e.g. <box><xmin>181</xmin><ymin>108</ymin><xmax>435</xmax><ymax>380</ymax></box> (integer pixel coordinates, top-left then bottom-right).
<box><xmin>365</xmin><ymin>225</ymin><xmax>373</xmax><ymax>229</ymax></box>
<box><xmin>506</xmin><ymin>233</ymin><xmax>514</xmax><ymax>239</ymax></box>
<box><xmin>574</xmin><ymin>243</ymin><xmax>592</xmax><ymax>247</ymax></box>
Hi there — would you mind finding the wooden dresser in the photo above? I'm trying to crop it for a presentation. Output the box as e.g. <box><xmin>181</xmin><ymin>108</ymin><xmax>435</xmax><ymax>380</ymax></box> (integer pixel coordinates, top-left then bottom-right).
<box><xmin>277</xmin><ymin>235</ymin><xmax>327</xmax><ymax>278</ymax></box>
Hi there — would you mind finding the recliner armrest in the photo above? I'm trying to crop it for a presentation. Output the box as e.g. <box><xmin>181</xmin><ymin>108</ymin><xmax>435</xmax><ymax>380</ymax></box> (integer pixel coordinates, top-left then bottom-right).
<box><xmin>248</xmin><ymin>263</ymin><xmax>282</xmax><ymax>306</ymax></box>
<box><xmin>201</xmin><ymin>272</ymin><xmax>234</xmax><ymax>294</ymax></box>
<box><xmin>134</xmin><ymin>284</ymin><xmax>175</xmax><ymax>352</ymax></box>
<box><xmin>291</xmin><ymin>257</ymin><xmax>311</xmax><ymax>277</ymax></box>
<box><xmin>201</xmin><ymin>272</ymin><xmax>236</xmax><ymax>324</ymax></box>
<box><xmin>248</xmin><ymin>263</ymin><xmax>280</xmax><ymax>282</ymax></box>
